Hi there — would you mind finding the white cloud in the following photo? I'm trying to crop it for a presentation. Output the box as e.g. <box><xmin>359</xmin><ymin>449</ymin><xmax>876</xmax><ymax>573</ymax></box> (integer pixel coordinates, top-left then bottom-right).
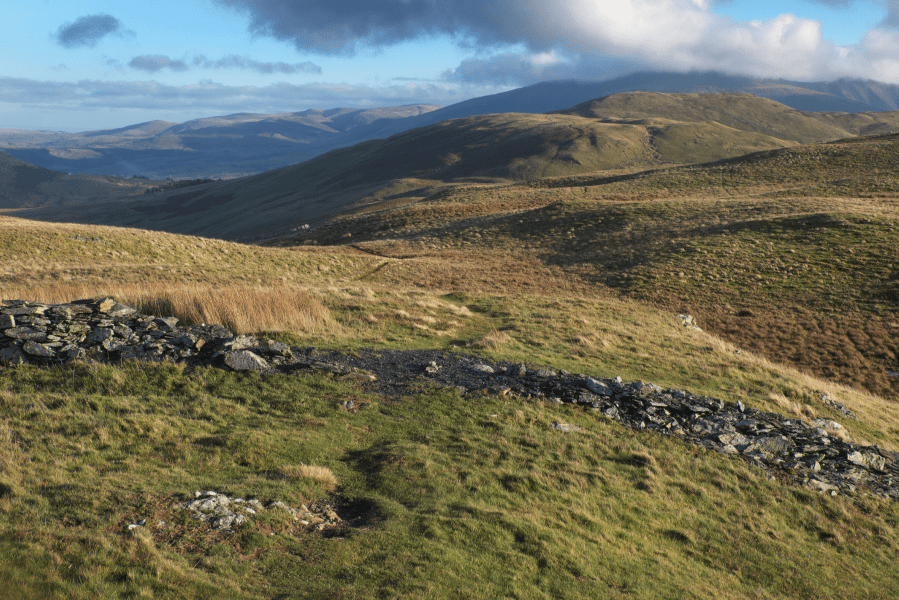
<box><xmin>215</xmin><ymin>0</ymin><xmax>899</xmax><ymax>84</ymax></box>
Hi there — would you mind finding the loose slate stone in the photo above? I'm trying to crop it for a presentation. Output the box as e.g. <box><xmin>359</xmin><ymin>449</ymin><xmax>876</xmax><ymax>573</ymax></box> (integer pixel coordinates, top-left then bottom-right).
<box><xmin>847</xmin><ymin>451</ymin><xmax>887</xmax><ymax>472</ymax></box>
<box><xmin>0</xmin><ymin>315</ymin><xmax>14</xmax><ymax>329</ymax></box>
<box><xmin>0</xmin><ymin>346</ymin><xmax>27</xmax><ymax>366</ymax></box>
<box><xmin>224</xmin><ymin>350</ymin><xmax>269</xmax><ymax>371</ymax></box>
<box><xmin>745</xmin><ymin>436</ymin><xmax>793</xmax><ymax>457</ymax></box>
<box><xmin>585</xmin><ymin>377</ymin><xmax>612</xmax><ymax>396</ymax></box>
<box><xmin>85</xmin><ymin>328</ymin><xmax>114</xmax><ymax>344</ymax></box>
<box><xmin>22</xmin><ymin>340</ymin><xmax>55</xmax><ymax>358</ymax></box>
<box><xmin>154</xmin><ymin>317</ymin><xmax>179</xmax><ymax>331</ymax></box>
<box><xmin>550</xmin><ymin>423</ymin><xmax>584</xmax><ymax>433</ymax></box>
<box><xmin>472</xmin><ymin>364</ymin><xmax>495</xmax><ymax>374</ymax></box>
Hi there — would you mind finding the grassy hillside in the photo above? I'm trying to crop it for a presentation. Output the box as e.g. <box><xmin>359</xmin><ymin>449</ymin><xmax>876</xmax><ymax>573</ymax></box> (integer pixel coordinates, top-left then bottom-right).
<box><xmin>3</xmin><ymin>94</ymin><xmax>899</xmax><ymax>598</ymax></box>
<box><xmin>269</xmin><ymin>133</ymin><xmax>899</xmax><ymax>401</ymax></box>
<box><xmin>2</xmin><ymin>214</ymin><xmax>899</xmax><ymax>598</ymax></box>
<box><xmin>15</xmin><ymin>92</ymin><xmax>877</xmax><ymax>242</ymax></box>
<box><xmin>556</xmin><ymin>92</ymin><xmax>852</xmax><ymax>143</ymax></box>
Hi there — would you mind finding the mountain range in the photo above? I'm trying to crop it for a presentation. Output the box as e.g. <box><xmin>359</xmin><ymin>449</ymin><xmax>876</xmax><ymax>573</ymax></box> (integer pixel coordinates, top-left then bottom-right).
<box><xmin>3</xmin><ymin>71</ymin><xmax>899</xmax><ymax>179</ymax></box>
<box><xmin>11</xmin><ymin>91</ymin><xmax>899</xmax><ymax>242</ymax></box>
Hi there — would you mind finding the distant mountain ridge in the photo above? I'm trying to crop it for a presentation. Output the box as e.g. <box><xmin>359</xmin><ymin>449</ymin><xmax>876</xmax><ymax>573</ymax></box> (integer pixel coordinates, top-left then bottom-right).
<box><xmin>3</xmin><ymin>72</ymin><xmax>899</xmax><ymax>179</ymax></box>
<box><xmin>0</xmin><ymin>105</ymin><xmax>442</xmax><ymax>179</ymax></box>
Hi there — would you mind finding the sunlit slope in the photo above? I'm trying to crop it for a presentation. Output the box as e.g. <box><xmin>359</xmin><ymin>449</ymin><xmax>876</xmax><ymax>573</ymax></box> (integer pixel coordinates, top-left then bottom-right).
<box><xmin>557</xmin><ymin>92</ymin><xmax>852</xmax><ymax>143</ymax></box>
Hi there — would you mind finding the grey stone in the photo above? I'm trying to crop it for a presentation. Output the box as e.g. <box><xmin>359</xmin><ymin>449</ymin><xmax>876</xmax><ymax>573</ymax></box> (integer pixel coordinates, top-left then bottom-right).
<box><xmin>745</xmin><ymin>436</ymin><xmax>793</xmax><ymax>457</ymax></box>
<box><xmin>506</xmin><ymin>364</ymin><xmax>526</xmax><ymax>377</ymax></box>
<box><xmin>717</xmin><ymin>432</ymin><xmax>750</xmax><ymax>447</ymax></box>
<box><xmin>472</xmin><ymin>364</ymin><xmax>494</xmax><ymax>374</ymax></box>
<box><xmin>0</xmin><ymin>315</ymin><xmax>14</xmax><ymax>329</ymax></box>
<box><xmin>224</xmin><ymin>350</ymin><xmax>269</xmax><ymax>371</ymax></box>
<box><xmin>0</xmin><ymin>346</ymin><xmax>27</xmax><ymax>366</ymax></box>
<box><xmin>22</xmin><ymin>340</ymin><xmax>55</xmax><ymax>358</ymax></box>
<box><xmin>677</xmin><ymin>314</ymin><xmax>702</xmax><ymax>331</ymax></box>
<box><xmin>221</xmin><ymin>335</ymin><xmax>258</xmax><ymax>351</ymax></box>
<box><xmin>807</xmin><ymin>479</ymin><xmax>839</xmax><ymax>493</ymax></box>
<box><xmin>550</xmin><ymin>423</ymin><xmax>584</xmax><ymax>433</ymax></box>
<box><xmin>585</xmin><ymin>377</ymin><xmax>612</xmax><ymax>396</ymax></box>
<box><xmin>4</xmin><ymin>327</ymin><xmax>48</xmax><ymax>342</ymax></box>
<box><xmin>154</xmin><ymin>317</ymin><xmax>179</xmax><ymax>331</ymax></box>
<box><xmin>847</xmin><ymin>451</ymin><xmax>887</xmax><ymax>472</ymax></box>
<box><xmin>85</xmin><ymin>328</ymin><xmax>113</xmax><ymax>344</ymax></box>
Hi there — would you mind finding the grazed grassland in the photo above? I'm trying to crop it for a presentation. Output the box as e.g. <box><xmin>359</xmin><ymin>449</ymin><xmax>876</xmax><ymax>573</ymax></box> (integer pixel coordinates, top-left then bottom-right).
<box><xmin>2</xmin><ymin>135</ymin><xmax>899</xmax><ymax>599</ymax></box>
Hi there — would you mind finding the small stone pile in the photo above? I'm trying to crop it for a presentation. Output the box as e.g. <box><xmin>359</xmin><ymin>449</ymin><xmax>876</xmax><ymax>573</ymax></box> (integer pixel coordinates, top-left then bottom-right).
<box><xmin>0</xmin><ymin>297</ymin><xmax>292</xmax><ymax>371</ymax></box>
<box><xmin>170</xmin><ymin>490</ymin><xmax>343</xmax><ymax>532</ymax></box>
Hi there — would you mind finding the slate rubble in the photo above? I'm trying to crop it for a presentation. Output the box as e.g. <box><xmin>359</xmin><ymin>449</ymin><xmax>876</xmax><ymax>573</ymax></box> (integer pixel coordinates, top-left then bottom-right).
<box><xmin>3</xmin><ymin>298</ymin><xmax>898</xmax><ymax>504</ymax></box>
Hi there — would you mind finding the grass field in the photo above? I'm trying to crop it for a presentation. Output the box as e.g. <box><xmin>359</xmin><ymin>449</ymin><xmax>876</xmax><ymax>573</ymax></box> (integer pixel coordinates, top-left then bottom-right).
<box><xmin>3</xmin><ymin>205</ymin><xmax>899</xmax><ymax>597</ymax></box>
<box><xmin>2</xmin><ymin>126</ymin><xmax>899</xmax><ymax>598</ymax></box>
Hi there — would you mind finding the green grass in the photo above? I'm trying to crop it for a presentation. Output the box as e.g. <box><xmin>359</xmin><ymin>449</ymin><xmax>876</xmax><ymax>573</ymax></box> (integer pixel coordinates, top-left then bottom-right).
<box><xmin>2</xmin><ymin>361</ymin><xmax>898</xmax><ymax>599</ymax></box>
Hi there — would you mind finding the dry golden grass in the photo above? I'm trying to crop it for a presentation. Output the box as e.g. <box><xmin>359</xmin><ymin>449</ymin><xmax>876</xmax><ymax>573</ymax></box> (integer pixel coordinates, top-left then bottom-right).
<box><xmin>278</xmin><ymin>464</ymin><xmax>338</xmax><ymax>490</ymax></box>
<box><xmin>470</xmin><ymin>327</ymin><xmax>512</xmax><ymax>350</ymax></box>
<box><xmin>2</xmin><ymin>282</ymin><xmax>337</xmax><ymax>336</ymax></box>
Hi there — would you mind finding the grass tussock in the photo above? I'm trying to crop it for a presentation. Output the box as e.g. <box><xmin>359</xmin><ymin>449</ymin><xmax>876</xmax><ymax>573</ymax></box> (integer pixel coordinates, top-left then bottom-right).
<box><xmin>278</xmin><ymin>464</ymin><xmax>338</xmax><ymax>490</ymax></box>
<box><xmin>470</xmin><ymin>327</ymin><xmax>512</xmax><ymax>350</ymax></box>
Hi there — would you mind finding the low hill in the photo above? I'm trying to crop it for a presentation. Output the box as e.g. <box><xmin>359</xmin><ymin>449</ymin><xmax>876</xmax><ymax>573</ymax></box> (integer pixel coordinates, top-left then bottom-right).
<box><xmin>15</xmin><ymin>92</ymin><xmax>872</xmax><ymax>241</ymax></box>
<box><xmin>556</xmin><ymin>92</ymin><xmax>851</xmax><ymax>143</ymax></box>
<box><xmin>0</xmin><ymin>152</ymin><xmax>163</xmax><ymax>209</ymax></box>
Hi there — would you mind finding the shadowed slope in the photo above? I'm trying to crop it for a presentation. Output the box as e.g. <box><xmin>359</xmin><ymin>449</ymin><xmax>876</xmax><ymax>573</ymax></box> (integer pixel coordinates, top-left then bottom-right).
<box><xmin>0</xmin><ymin>152</ymin><xmax>162</xmax><ymax>209</ymax></box>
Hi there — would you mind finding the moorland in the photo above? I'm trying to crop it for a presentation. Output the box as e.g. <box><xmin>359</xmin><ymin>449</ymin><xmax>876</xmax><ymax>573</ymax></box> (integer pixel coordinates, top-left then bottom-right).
<box><xmin>1</xmin><ymin>88</ymin><xmax>898</xmax><ymax>599</ymax></box>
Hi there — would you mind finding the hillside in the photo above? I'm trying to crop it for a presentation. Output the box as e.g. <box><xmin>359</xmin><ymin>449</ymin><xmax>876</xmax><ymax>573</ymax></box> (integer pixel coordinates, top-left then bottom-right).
<box><xmin>264</xmin><ymin>133</ymin><xmax>899</xmax><ymax>402</ymax></box>
<box><xmin>0</xmin><ymin>152</ymin><xmax>164</xmax><ymax>209</ymax></box>
<box><xmin>3</xmin><ymin>97</ymin><xmax>899</xmax><ymax>599</ymax></box>
<box><xmin>13</xmin><ymin>92</ymin><xmax>878</xmax><ymax>242</ymax></box>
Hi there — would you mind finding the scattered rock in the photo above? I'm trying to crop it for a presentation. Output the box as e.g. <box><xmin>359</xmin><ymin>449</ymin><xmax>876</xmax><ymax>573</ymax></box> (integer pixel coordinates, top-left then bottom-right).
<box><xmin>224</xmin><ymin>350</ymin><xmax>270</xmax><ymax>372</ymax></box>
<box><xmin>5</xmin><ymin>298</ymin><xmax>898</xmax><ymax>504</ymax></box>
<box><xmin>550</xmin><ymin>423</ymin><xmax>584</xmax><ymax>433</ymax></box>
<box><xmin>176</xmin><ymin>490</ymin><xmax>343</xmax><ymax>532</ymax></box>
<box><xmin>677</xmin><ymin>314</ymin><xmax>701</xmax><ymax>331</ymax></box>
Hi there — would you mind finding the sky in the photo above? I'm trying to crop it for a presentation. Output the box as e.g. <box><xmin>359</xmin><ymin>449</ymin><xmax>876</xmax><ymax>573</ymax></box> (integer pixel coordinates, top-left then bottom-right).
<box><xmin>2</xmin><ymin>0</ymin><xmax>899</xmax><ymax>131</ymax></box>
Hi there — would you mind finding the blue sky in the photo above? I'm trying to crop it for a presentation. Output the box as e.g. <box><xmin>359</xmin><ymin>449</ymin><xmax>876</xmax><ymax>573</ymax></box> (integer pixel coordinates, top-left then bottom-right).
<box><xmin>2</xmin><ymin>0</ymin><xmax>898</xmax><ymax>131</ymax></box>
